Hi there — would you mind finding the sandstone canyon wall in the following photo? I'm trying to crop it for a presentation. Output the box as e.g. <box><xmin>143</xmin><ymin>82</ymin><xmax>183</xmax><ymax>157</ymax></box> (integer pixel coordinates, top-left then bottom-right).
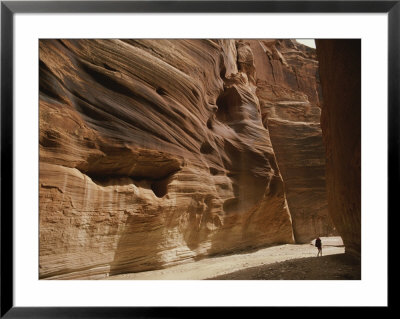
<box><xmin>39</xmin><ymin>39</ymin><xmax>333</xmax><ymax>279</ymax></box>
<box><xmin>248</xmin><ymin>39</ymin><xmax>336</xmax><ymax>243</ymax></box>
<box><xmin>315</xmin><ymin>40</ymin><xmax>361</xmax><ymax>258</ymax></box>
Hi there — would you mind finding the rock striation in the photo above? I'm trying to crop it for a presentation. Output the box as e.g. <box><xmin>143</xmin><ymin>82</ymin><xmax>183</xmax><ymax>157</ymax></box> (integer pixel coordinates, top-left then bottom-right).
<box><xmin>248</xmin><ymin>39</ymin><xmax>337</xmax><ymax>242</ymax></box>
<box><xmin>39</xmin><ymin>39</ymin><xmax>334</xmax><ymax>279</ymax></box>
<box><xmin>315</xmin><ymin>40</ymin><xmax>361</xmax><ymax>258</ymax></box>
<box><xmin>39</xmin><ymin>39</ymin><xmax>296</xmax><ymax>279</ymax></box>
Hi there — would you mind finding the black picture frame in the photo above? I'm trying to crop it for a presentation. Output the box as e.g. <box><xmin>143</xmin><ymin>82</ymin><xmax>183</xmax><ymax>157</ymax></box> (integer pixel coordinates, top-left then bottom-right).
<box><xmin>1</xmin><ymin>0</ymin><xmax>395</xmax><ymax>317</ymax></box>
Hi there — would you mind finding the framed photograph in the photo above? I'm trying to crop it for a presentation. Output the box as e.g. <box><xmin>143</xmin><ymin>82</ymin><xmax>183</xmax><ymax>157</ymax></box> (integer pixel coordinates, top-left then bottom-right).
<box><xmin>1</xmin><ymin>0</ymin><xmax>395</xmax><ymax>317</ymax></box>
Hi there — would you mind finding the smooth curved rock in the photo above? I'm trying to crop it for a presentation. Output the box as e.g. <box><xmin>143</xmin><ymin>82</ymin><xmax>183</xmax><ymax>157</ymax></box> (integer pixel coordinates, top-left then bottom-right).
<box><xmin>39</xmin><ymin>40</ymin><xmax>295</xmax><ymax>279</ymax></box>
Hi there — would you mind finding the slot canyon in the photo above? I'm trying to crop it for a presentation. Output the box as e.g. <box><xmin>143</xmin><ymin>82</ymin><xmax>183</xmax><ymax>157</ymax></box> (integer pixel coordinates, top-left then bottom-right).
<box><xmin>39</xmin><ymin>39</ymin><xmax>360</xmax><ymax>279</ymax></box>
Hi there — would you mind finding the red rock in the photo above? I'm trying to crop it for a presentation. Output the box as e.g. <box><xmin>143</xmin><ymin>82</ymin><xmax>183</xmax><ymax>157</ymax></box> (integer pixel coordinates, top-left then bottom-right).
<box><xmin>39</xmin><ymin>40</ymin><xmax>295</xmax><ymax>279</ymax></box>
<box><xmin>39</xmin><ymin>39</ymin><xmax>343</xmax><ymax>279</ymax></box>
<box><xmin>249</xmin><ymin>39</ymin><xmax>337</xmax><ymax>243</ymax></box>
<box><xmin>315</xmin><ymin>40</ymin><xmax>361</xmax><ymax>258</ymax></box>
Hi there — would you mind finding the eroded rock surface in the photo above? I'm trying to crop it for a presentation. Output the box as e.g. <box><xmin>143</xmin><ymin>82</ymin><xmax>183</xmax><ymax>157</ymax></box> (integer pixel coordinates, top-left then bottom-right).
<box><xmin>39</xmin><ymin>40</ymin><xmax>296</xmax><ymax>279</ymax></box>
<box><xmin>39</xmin><ymin>39</ymin><xmax>339</xmax><ymax>279</ymax></box>
<box><xmin>248</xmin><ymin>40</ymin><xmax>337</xmax><ymax>242</ymax></box>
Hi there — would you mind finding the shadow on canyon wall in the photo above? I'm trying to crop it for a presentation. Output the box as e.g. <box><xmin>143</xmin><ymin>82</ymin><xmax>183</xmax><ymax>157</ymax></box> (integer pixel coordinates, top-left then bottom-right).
<box><xmin>316</xmin><ymin>40</ymin><xmax>361</xmax><ymax>258</ymax></box>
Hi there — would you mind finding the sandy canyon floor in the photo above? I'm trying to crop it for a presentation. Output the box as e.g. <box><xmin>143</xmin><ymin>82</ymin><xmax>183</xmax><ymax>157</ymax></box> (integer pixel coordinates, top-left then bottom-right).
<box><xmin>107</xmin><ymin>237</ymin><xmax>360</xmax><ymax>280</ymax></box>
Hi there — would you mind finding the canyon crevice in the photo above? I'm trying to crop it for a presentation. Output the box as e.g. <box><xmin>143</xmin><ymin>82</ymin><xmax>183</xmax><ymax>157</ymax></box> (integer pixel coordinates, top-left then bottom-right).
<box><xmin>39</xmin><ymin>39</ymin><xmax>342</xmax><ymax>279</ymax></box>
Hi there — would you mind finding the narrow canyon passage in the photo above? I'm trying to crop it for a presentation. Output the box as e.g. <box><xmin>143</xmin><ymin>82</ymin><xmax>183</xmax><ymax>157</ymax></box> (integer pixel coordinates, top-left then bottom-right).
<box><xmin>39</xmin><ymin>39</ymin><xmax>361</xmax><ymax>279</ymax></box>
<box><xmin>107</xmin><ymin>237</ymin><xmax>348</xmax><ymax>280</ymax></box>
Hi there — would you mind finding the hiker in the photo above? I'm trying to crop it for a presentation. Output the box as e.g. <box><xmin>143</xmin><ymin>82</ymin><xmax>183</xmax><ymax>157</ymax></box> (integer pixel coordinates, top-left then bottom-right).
<box><xmin>315</xmin><ymin>236</ymin><xmax>322</xmax><ymax>256</ymax></box>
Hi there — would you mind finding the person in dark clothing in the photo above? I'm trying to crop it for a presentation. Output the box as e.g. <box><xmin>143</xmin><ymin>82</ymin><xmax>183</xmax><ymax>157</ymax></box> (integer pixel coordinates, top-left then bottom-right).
<box><xmin>315</xmin><ymin>236</ymin><xmax>322</xmax><ymax>256</ymax></box>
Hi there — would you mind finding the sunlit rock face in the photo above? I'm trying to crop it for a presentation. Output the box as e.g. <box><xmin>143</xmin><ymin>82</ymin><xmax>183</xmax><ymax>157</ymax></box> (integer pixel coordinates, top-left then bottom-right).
<box><xmin>39</xmin><ymin>40</ymin><xmax>295</xmax><ymax>279</ymax></box>
<box><xmin>315</xmin><ymin>40</ymin><xmax>361</xmax><ymax>257</ymax></box>
<box><xmin>248</xmin><ymin>39</ymin><xmax>337</xmax><ymax>243</ymax></box>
